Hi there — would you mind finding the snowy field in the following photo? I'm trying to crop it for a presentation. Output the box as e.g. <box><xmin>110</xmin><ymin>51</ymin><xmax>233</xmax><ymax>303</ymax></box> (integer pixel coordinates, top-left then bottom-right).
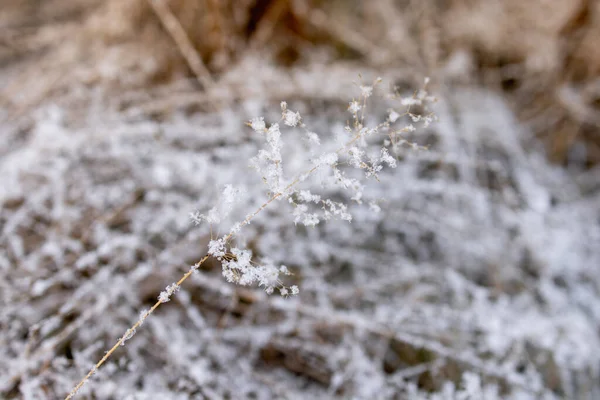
<box><xmin>1</xmin><ymin>63</ymin><xmax>599</xmax><ymax>399</ymax></box>
<box><xmin>1</xmin><ymin>2</ymin><xmax>600</xmax><ymax>398</ymax></box>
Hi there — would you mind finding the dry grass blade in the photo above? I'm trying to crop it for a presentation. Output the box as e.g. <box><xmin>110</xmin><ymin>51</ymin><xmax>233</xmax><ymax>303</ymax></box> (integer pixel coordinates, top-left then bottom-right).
<box><xmin>65</xmin><ymin>254</ymin><xmax>210</xmax><ymax>400</ymax></box>
<box><xmin>146</xmin><ymin>0</ymin><xmax>215</xmax><ymax>91</ymax></box>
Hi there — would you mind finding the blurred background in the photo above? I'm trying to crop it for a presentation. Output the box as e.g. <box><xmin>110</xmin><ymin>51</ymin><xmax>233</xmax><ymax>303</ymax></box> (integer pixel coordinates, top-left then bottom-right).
<box><xmin>1</xmin><ymin>1</ymin><xmax>599</xmax><ymax>399</ymax></box>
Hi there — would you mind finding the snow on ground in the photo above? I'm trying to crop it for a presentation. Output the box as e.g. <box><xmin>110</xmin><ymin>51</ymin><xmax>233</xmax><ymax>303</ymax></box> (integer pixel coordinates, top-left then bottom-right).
<box><xmin>1</xmin><ymin>80</ymin><xmax>599</xmax><ymax>399</ymax></box>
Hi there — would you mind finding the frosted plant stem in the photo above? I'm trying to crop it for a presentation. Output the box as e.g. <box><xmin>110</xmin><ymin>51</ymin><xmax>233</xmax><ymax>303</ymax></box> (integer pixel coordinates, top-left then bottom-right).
<box><xmin>66</xmin><ymin>127</ymin><xmax>369</xmax><ymax>399</ymax></box>
<box><xmin>65</xmin><ymin>254</ymin><xmax>209</xmax><ymax>400</ymax></box>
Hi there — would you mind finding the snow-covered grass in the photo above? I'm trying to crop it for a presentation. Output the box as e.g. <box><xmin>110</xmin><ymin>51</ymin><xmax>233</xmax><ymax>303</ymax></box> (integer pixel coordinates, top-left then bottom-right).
<box><xmin>1</xmin><ymin>77</ymin><xmax>599</xmax><ymax>399</ymax></box>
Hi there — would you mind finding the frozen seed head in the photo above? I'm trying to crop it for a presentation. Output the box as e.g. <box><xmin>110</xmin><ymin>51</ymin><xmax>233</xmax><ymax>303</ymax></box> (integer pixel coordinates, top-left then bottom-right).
<box><xmin>280</xmin><ymin>101</ymin><xmax>302</xmax><ymax>127</ymax></box>
<box><xmin>208</xmin><ymin>239</ymin><xmax>226</xmax><ymax>260</ymax></box>
<box><xmin>348</xmin><ymin>100</ymin><xmax>361</xmax><ymax>114</ymax></box>
<box><xmin>360</xmin><ymin>85</ymin><xmax>373</xmax><ymax>98</ymax></box>
<box><xmin>283</xmin><ymin>110</ymin><xmax>301</xmax><ymax>127</ymax></box>
<box><xmin>249</xmin><ymin>117</ymin><xmax>266</xmax><ymax>132</ymax></box>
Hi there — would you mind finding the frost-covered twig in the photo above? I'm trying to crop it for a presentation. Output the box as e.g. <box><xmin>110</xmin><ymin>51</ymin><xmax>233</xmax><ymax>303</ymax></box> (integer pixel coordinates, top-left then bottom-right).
<box><xmin>65</xmin><ymin>77</ymin><xmax>436</xmax><ymax>399</ymax></box>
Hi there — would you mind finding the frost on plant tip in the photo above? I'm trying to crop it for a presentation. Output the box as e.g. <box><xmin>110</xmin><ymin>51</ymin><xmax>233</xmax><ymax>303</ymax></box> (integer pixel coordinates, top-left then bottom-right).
<box><xmin>190</xmin><ymin>184</ymin><xmax>245</xmax><ymax>225</ymax></box>
<box><xmin>249</xmin><ymin>122</ymin><xmax>284</xmax><ymax>193</ymax></box>
<box><xmin>348</xmin><ymin>100</ymin><xmax>361</xmax><ymax>114</ymax></box>
<box><xmin>281</xmin><ymin>101</ymin><xmax>302</xmax><ymax>127</ymax></box>
<box><xmin>360</xmin><ymin>85</ymin><xmax>373</xmax><ymax>98</ymax></box>
<box><xmin>249</xmin><ymin>116</ymin><xmax>266</xmax><ymax>132</ymax></box>
<box><xmin>208</xmin><ymin>238</ymin><xmax>226</xmax><ymax>260</ymax></box>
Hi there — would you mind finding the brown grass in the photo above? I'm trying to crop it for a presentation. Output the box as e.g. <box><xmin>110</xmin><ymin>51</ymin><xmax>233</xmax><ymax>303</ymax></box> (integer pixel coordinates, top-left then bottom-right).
<box><xmin>1</xmin><ymin>0</ymin><xmax>599</xmax><ymax>164</ymax></box>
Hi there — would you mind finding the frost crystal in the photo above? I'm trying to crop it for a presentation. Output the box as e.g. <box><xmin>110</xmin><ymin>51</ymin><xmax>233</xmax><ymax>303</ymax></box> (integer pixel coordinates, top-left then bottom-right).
<box><xmin>138</xmin><ymin>309</ymin><xmax>149</xmax><ymax>326</ymax></box>
<box><xmin>250</xmin><ymin>122</ymin><xmax>284</xmax><ymax>193</ymax></box>
<box><xmin>305</xmin><ymin>131</ymin><xmax>320</xmax><ymax>145</ymax></box>
<box><xmin>190</xmin><ymin>184</ymin><xmax>245</xmax><ymax>225</ymax></box>
<box><xmin>301</xmin><ymin>213</ymin><xmax>320</xmax><ymax>226</ymax></box>
<box><xmin>348</xmin><ymin>147</ymin><xmax>364</xmax><ymax>169</ymax></box>
<box><xmin>120</xmin><ymin>328</ymin><xmax>136</xmax><ymax>346</ymax></box>
<box><xmin>189</xmin><ymin>210</ymin><xmax>203</xmax><ymax>225</ymax></box>
<box><xmin>401</xmin><ymin>97</ymin><xmax>421</xmax><ymax>106</ymax></box>
<box><xmin>281</xmin><ymin>102</ymin><xmax>301</xmax><ymax>127</ymax></box>
<box><xmin>158</xmin><ymin>283</ymin><xmax>180</xmax><ymax>303</ymax></box>
<box><xmin>283</xmin><ymin>110</ymin><xmax>301</xmax><ymax>127</ymax></box>
<box><xmin>298</xmin><ymin>190</ymin><xmax>321</xmax><ymax>203</ymax></box>
<box><xmin>279</xmin><ymin>265</ymin><xmax>290</xmax><ymax>275</ymax></box>
<box><xmin>369</xmin><ymin>201</ymin><xmax>381</xmax><ymax>213</ymax></box>
<box><xmin>316</xmin><ymin>152</ymin><xmax>338</xmax><ymax>167</ymax></box>
<box><xmin>208</xmin><ymin>239</ymin><xmax>226</xmax><ymax>260</ymax></box>
<box><xmin>348</xmin><ymin>101</ymin><xmax>361</xmax><ymax>114</ymax></box>
<box><xmin>323</xmin><ymin>199</ymin><xmax>352</xmax><ymax>222</ymax></box>
<box><xmin>229</xmin><ymin>222</ymin><xmax>242</xmax><ymax>235</ymax></box>
<box><xmin>360</xmin><ymin>85</ymin><xmax>373</xmax><ymax>98</ymax></box>
<box><xmin>379</xmin><ymin>148</ymin><xmax>397</xmax><ymax>168</ymax></box>
<box><xmin>249</xmin><ymin>117</ymin><xmax>266</xmax><ymax>132</ymax></box>
<box><xmin>293</xmin><ymin>204</ymin><xmax>316</xmax><ymax>226</ymax></box>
